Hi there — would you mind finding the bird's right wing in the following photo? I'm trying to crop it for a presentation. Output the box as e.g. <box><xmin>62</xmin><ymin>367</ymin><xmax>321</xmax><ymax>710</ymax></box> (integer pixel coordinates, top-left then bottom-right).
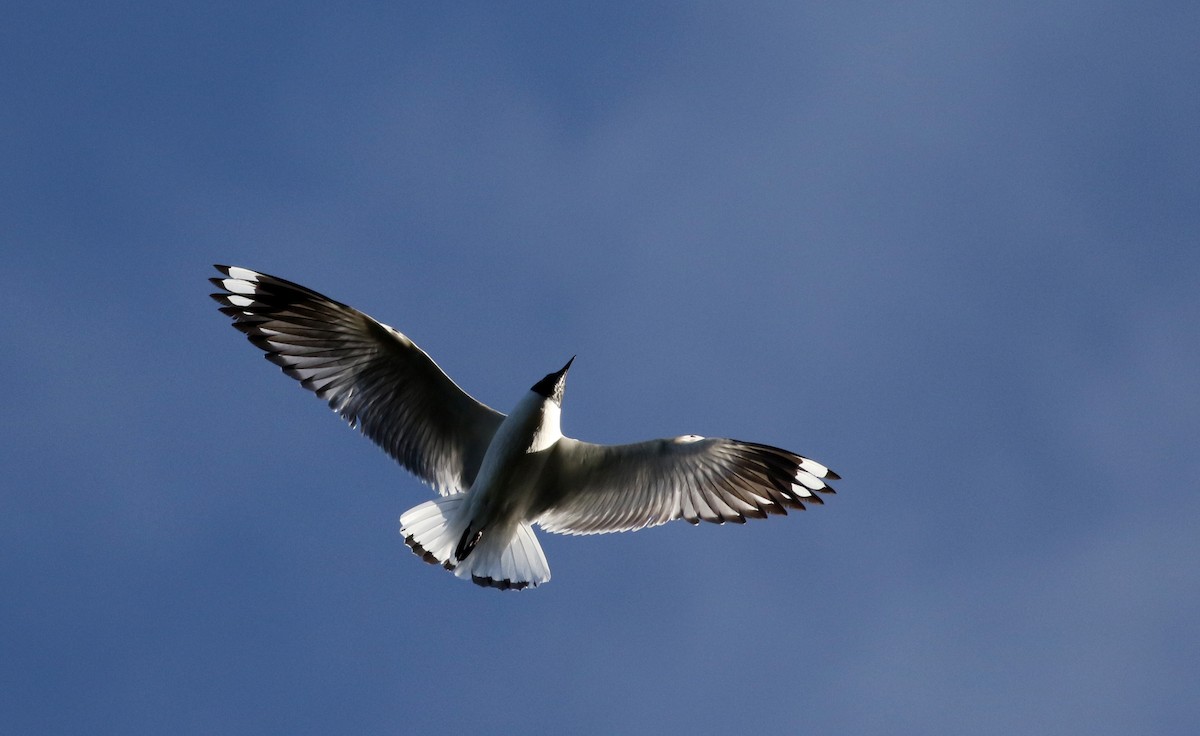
<box><xmin>210</xmin><ymin>265</ymin><xmax>504</xmax><ymax>495</ymax></box>
<box><xmin>536</xmin><ymin>435</ymin><xmax>838</xmax><ymax>535</ymax></box>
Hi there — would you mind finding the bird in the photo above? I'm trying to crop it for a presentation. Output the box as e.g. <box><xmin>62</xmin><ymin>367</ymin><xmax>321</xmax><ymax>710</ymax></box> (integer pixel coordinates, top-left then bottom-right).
<box><xmin>210</xmin><ymin>265</ymin><xmax>839</xmax><ymax>590</ymax></box>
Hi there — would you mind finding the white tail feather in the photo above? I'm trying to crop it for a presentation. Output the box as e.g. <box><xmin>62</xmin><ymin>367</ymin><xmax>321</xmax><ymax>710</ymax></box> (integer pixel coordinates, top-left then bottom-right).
<box><xmin>399</xmin><ymin>498</ymin><xmax>551</xmax><ymax>590</ymax></box>
<box><xmin>452</xmin><ymin>522</ymin><xmax>550</xmax><ymax>590</ymax></box>
<box><xmin>400</xmin><ymin>496</ymin><xmax>468</xmax><ymax>569</ymax></box>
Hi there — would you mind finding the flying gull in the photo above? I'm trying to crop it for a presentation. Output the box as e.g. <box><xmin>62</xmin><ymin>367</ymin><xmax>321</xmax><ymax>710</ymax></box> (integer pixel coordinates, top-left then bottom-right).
<box><xmin>210</xmin><ymin>265</ymin><xmax>839</xmax><ymax>590</ymax></box>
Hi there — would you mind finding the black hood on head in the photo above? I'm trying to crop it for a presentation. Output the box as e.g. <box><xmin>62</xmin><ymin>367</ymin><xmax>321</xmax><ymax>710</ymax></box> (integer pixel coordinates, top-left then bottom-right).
<box><xmin>531</xmin><ymin>356</ymin><xmax>575</xmax><ymax>406</ymax></box>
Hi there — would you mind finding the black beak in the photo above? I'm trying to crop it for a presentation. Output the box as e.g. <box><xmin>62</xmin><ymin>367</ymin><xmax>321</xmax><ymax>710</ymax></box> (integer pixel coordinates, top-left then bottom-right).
<box><xmin>531</xmin><ymin>356</ymin><xmax>575</xmax><ymax>404</ymax></box>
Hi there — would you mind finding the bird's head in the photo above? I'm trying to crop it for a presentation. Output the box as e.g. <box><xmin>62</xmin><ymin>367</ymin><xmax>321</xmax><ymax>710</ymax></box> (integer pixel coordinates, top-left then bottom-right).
<box><xmin>531</xmin><ymin>356</ymin><xmax>575</xmax><ymax>407</ymax></box>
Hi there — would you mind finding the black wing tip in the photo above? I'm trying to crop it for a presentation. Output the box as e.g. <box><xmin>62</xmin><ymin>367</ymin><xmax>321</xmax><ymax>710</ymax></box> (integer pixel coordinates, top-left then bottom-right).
<box><xmin>779</xmin><ymin>497</ymin><xmax>806</xmax><ymax>511</ymax></box>
<box><xmin>735</xmin><ymin>439</ymin><xmax>840</xmax><ymax>476</ymax></box>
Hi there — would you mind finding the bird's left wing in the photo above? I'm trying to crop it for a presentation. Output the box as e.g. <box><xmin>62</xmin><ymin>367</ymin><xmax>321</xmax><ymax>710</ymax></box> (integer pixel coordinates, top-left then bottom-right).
<box><xmin>210</xmin><ymin>265</ymin><xmax>504</xmax><ymax>495</ymax></box>
<box><xmin>535</xmin><ymin>435</ymin><xmax>838</xmax><ymax>535</ymax></box>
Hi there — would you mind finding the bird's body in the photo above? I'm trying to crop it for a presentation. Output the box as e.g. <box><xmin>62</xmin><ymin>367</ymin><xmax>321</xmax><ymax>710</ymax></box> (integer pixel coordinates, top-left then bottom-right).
<box><xmin>415</xmin><ymin>387</ymin><xmax>563</xmax><ymax>588</ymax></box>
<box><xmin>211</xmin><ymin>265</ymin><xmax>839</xmax><ymax>590</ymax></box>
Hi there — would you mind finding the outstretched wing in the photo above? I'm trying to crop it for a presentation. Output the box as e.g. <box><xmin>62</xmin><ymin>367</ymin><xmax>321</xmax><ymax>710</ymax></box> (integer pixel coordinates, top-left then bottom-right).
<box><xmin>210</xmin><ymin>265</ymin><xmax>504</xmax><ymax>495</ymax></box>
<box><xmin>536</xmin><ymin>435</ymin><xmax>838</xmax><ymax>535</ymax></box>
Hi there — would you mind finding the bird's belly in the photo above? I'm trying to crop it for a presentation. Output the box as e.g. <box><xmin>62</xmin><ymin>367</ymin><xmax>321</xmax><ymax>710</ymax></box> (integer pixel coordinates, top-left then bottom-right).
<box><xmin>467</xmin><ymin>445</ymin><xmax>551</xmax><ymax>527</ymax></box>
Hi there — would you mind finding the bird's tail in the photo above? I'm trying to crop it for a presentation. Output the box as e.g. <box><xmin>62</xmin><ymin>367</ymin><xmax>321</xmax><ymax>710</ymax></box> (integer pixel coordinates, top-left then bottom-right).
<box><xmin>400</xmin><ymin>497</ymin><xmax>551</xmax><ymax>590</ymax></box>
<box><xmin>400</xmin><ymin>496</ymin><xmax>467</xmax><ymax>570</ymax></box>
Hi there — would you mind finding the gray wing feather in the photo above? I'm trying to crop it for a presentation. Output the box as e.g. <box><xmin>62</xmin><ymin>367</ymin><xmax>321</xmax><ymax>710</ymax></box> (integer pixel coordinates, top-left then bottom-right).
<box><xmin>210</xmin><ymin>265</ymin><xmax>504</xmax><ymax>495</ymax></box>
<box><xmin>536</xmin><ymin>435</ymin><xmax>838</xmax><ymax>535</ymax></box>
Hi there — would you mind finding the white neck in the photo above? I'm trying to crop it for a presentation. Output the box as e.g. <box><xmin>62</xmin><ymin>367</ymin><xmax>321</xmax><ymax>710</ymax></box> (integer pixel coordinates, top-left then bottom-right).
<box><xmin>525</xmin><ymin>393</ymin><xmax>563</xmax><ymax>452</ymax></box>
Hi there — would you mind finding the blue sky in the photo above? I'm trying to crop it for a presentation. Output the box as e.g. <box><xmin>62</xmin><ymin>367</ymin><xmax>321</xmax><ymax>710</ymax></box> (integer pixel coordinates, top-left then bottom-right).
<box><xmin>3</xmin><ymin>3</ymin><xmax>1198</xmax><ymax>734</ymax></box>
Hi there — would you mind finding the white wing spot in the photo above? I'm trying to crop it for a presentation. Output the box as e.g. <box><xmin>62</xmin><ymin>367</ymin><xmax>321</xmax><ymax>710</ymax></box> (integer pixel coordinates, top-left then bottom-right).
<box><xmin>794</xmin><ymin>470</ymin><xmax>825</xmax><ymax>491</ymax></box>
<box><xmin>797</xmin><ymin>457</ymin><xmax>831</xmax><ymax>478</ymax></box>
<box><xmin>227</xmin><ymin>294</ymin><xmax>255</xmax><ymax>307</ymax></box>
<box><xmin>226</xmin><ymin>266</ymin><xmax>261</xmax><ymax>282</ymax></box>
<box><xmin>674</xmin><ymin>434</ymin><xmax>705</xmax><ymax>443</ymax></box>
<box><xmin>221</xmin><ymin>278</ymin><xmax>257</xmax><ymax>295</ymax></box>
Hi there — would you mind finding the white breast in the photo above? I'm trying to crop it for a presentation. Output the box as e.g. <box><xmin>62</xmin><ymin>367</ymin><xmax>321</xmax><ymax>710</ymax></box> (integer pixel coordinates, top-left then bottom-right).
<box><xmin>465</xmin><ymin>391</ymin><xmax>561</xmax><ymax>525</ymax></box>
